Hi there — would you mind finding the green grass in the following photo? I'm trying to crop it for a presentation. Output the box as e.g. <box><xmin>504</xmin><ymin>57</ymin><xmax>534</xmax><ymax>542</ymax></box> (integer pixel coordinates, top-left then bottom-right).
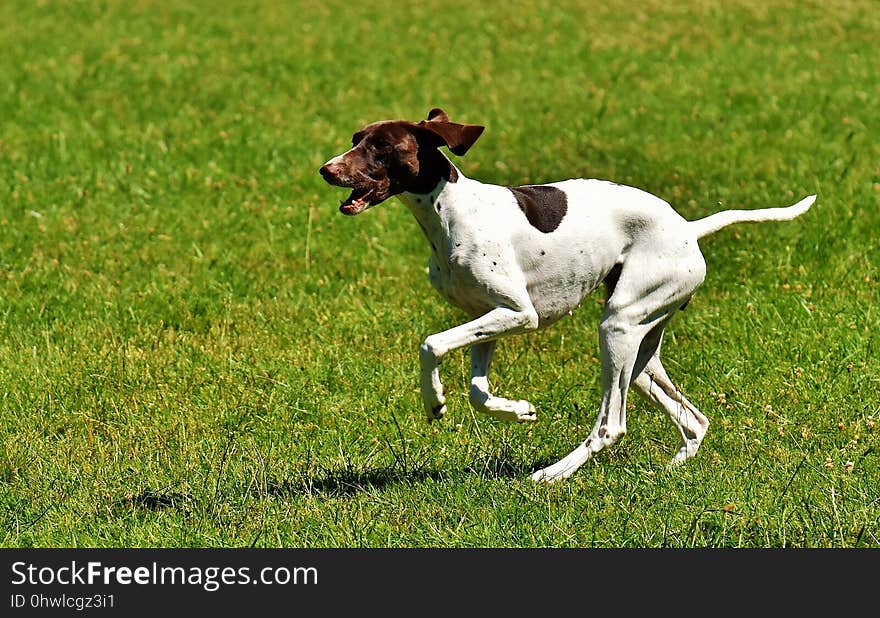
<box><xmin>0</xmin><ymin>0</ymin><xmax>877</xmax><ymax>547</ymax></box>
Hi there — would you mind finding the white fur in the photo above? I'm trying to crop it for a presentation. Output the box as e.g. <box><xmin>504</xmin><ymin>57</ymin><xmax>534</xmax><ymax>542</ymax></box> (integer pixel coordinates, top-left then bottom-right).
<box><xmin>387</xmin><ymin>155</ymin><xmax>814</xmax><ymax>483</ymax></box>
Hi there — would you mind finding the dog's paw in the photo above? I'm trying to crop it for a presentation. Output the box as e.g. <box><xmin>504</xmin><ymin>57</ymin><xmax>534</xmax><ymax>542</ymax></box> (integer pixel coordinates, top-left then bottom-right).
<box><xmin>531</xmin><ymin>440</ymin><xmax>595</xmax><ymax>483</ymax></box>
<box><xmin>530</xmin><ymin>468</ymin><xmax>547</xmax><ymax>483</ymax></box>
<box><xmin>530</xmin><ymin>461</ymin><xmax>577</xmax><ymax>484</ymax></box>
<box><xmin>482</xmin><ymin>398</ymin><xmax>537</xmax><ymax>423</ymax></box>
<box><xmin>423</xmin><ymin>390</ymin><xmax>447</xmax><ymax>422</ymax></box>
<box><xmin>426</xmin><ymin>402</ymin><xmax>446</xmax><ymax>423</ymax></box>
<box><xmin>530</xmin><ymin>466</ymin><xmax>564</xmax><ymax>484</ymax></box>
<box><xmin>421</xmin><ymin>381</ymin><xmax>446</xmax><ymax>422</ymax></box>
<box><xmin>667</xmin><ymin>436</ymin><xmax>703</xmax><ymax>468</ymax></box>
<box><xmin>513</xmin><ymin>400</ymin><xmax>537</xmax><ymax>423</ymax></box>
<box><xmin>504</xmin><ymin>399</ymin><xmax>537</xmax><ymax>423</ymax></box>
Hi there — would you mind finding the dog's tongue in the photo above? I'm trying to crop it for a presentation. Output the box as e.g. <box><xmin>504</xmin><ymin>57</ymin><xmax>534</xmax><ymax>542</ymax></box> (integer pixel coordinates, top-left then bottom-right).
<box><xmin>340</xmin><ymin>189</ymin><xmax>370</xmax><ymax>215</ymax></box>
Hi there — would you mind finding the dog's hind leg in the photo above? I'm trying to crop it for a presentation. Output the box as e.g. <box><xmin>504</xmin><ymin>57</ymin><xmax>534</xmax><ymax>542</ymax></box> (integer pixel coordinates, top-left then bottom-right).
<box><xmin>530</xmin><ymin>312</ymin><xmax>658</xmax><ymax>483</ymax></box>
<box><xmin>469</xmin><ymin>341</ymin><xmax>537</xmax><ymax>422</ymax></box>
<box><xmin>531</xmin><ymin>247</ymin><xmax>706</xmax><ymax>483</ymax></box>
<box><xmin>632</xmin><ymin>351</ymin><xmax>709</xmax><ymax>467</ymax></box>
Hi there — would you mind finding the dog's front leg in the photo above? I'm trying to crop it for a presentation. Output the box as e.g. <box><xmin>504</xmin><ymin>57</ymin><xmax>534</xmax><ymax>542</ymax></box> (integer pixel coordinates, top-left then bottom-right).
<box><xmin>469</xmin><ymin>341</ymin><xmax>537</xmax><ymax>422</ymax></box>
<box><xmin>419</xmin><ymin>305</ymin><xmax>538</xmax><ymax>421</ymax></box>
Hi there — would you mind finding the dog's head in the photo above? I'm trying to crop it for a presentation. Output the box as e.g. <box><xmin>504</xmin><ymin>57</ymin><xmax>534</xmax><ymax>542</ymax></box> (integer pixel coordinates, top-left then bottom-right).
<box><xmin>319</xmin><ymin>108</ymin><xmax>485</xmax><ymax>215</ymax></box>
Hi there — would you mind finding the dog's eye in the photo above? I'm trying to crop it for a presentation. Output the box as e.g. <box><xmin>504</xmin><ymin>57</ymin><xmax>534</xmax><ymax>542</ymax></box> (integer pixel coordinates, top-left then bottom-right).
<box><xmin>351</xmin><ymin>133</ymin><xmax>365</xmax><ymax>146</ymax></box>
<box><xmin>371</xmin><ymin>138</ymin><xmax>391</xmax><ymax>151</ymax></box>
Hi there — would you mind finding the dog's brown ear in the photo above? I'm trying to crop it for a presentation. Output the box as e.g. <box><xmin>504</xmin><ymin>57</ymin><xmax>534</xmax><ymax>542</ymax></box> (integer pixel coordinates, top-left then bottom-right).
<box><xmin>416</xmin><ymin>112</ymin><xmax>485</xmax><ymax>156</ymax></box>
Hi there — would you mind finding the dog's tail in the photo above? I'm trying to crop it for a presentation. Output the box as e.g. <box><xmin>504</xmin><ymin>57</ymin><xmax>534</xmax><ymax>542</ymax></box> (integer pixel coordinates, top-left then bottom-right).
<box><xmin>689</xmin><ymin>194</ymin><xmax>816</xmax><ymax>239</ymax></box>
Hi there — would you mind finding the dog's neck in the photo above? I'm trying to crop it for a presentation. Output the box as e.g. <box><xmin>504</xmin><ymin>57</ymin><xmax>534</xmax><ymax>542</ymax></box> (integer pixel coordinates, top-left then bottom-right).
<box><xmin>397</xmin><ymin>151</ymin><xmax>468</xmax><ymax>247</ymax></box>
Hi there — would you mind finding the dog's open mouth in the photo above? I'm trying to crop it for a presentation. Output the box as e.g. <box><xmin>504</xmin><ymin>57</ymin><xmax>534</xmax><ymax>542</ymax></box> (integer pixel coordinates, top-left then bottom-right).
<box><xmin>339</xmin><ymin>187</ymin><xmax>375</xmax><ymax>215</ymax></box>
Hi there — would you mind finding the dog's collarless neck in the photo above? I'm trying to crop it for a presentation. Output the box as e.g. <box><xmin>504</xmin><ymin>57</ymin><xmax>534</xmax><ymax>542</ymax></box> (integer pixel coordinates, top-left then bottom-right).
<box><xmin>399</xmin><ymin>177</ymin><xmax>454</xmax><ymax>215</ymax></box>
<box><xmin>398</xmin><ymin>157</ymin><xmax>465</xmax><ymax>213</ymax></box>
<box><xmin>398</xmin><ymin>166</ymin><xmax>468</xmax><ymax>257</ymax></box>
<box><xmin>410</xmin><ymin>149</ymin><xmax>458</xmax><ymax>192</ymax></box>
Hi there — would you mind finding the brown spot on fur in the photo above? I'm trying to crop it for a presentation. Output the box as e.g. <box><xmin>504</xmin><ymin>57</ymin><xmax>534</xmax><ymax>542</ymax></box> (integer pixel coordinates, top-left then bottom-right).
<box><xmin>407</xmin><ymin>148</ymin><xmax>458</xmax><ymax>195</ymax></box>
<box><xmin>509</xmin><ymin>185</ymin><xmax>568</xmax><ymax>233</ymax></box>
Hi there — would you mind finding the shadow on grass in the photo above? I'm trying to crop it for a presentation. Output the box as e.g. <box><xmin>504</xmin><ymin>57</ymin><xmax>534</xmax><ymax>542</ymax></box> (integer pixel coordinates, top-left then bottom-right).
<box><xmin>265</xmin><ymin>456</ymin><xmax>554</xmax><ymax>499</ymax></box>
<box><xmin>115</xmin><ymin>455</ymin><xmax>555</xmax><ymax>513</ymax></box>
<box><xmin>117</xmin><ymin>488</ymin><xmax>193</xmax><ymax>513</ymax></box>
<box><xmin>266</xmin><ymin>466</ymin><xmax>444</xmax><ymax>499</ymax></box>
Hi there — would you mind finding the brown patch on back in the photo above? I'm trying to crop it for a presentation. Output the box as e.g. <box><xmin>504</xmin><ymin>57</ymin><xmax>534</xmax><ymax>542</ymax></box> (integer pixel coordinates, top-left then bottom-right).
<box><xmin>509</xmin><ymin>185</ymin><xmax>568</xmax><ymax>233</ymax></box>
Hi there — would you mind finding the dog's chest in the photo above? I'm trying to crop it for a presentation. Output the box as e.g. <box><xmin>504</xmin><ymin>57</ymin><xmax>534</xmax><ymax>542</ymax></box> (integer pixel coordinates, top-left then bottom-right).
<box><xmin>407</xmin><ymin>189</ymin><xmax>516</xmax><ymax>316</ymax></box>
<box><xmin>421</xmin><ymin>196</ymin><xmax>599</xmax><ymax>322</ymax></box>
<box><xmin>425</xmin><ymin>229</ymin><xmax>503</xmax><ymax>317</ymax></box>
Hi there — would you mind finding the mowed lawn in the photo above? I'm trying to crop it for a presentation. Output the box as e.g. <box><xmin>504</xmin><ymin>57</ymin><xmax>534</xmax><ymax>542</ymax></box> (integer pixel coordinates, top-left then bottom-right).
<box><xmin>0</xmin><ymin>0</ymin><xmax>877</xmax><ymax>547</ymax></box>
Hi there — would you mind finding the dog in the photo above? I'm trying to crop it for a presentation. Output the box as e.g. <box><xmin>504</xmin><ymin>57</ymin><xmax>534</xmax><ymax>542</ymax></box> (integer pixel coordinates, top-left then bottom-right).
<box><xmin>319</xmin><ymin>108</ymin><xmax>814</xmax><ymax>482</ymax></box>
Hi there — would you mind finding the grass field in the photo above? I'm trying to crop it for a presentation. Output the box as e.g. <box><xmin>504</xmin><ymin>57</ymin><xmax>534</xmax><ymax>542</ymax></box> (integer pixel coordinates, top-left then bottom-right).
<box><xmin>0</xmin><ymin>0</ymin><xmax>877</xmax><ymax>547</ymax></box>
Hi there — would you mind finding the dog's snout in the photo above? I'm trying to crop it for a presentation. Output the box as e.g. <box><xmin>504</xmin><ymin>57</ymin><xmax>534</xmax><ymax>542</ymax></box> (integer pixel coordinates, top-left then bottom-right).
<box><xmin>319</xmin><ymin>162</ymin><xmax>339</xmax><ymax>182</ymax></box>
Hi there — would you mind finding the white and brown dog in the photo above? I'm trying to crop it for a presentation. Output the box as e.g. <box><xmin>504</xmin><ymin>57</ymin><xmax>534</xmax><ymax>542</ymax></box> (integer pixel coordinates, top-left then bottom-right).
<box><xmin>320</xmin><ymin>108</ymin><xmax>814</xmax><ymax>482</ymax></box>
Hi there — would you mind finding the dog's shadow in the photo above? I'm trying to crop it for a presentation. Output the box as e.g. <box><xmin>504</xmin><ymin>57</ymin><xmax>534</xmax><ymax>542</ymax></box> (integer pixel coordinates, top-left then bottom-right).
<box><xmin>119</xmin><ymin>457</ymin><xmax>556</xmax><ymax>514</ymax></box>
<box><xmin>266</xmin><ymin>456</ymin><xmax>554</xmax><ymax>499</ymax></box>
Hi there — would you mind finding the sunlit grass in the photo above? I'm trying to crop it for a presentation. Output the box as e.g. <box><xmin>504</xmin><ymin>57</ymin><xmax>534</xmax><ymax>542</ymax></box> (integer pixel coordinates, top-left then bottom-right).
<box><xmin>0</xmin><ymin>0</ymin><xmax>877</xmax><ymax>547</ymax></box>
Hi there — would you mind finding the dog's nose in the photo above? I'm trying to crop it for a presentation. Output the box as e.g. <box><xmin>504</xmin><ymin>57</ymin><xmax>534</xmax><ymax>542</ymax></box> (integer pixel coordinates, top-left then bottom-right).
<box><xmin>319</xmin><ymin>163</ymin><xmax>339</xmax><ymax>182</ymax></box>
